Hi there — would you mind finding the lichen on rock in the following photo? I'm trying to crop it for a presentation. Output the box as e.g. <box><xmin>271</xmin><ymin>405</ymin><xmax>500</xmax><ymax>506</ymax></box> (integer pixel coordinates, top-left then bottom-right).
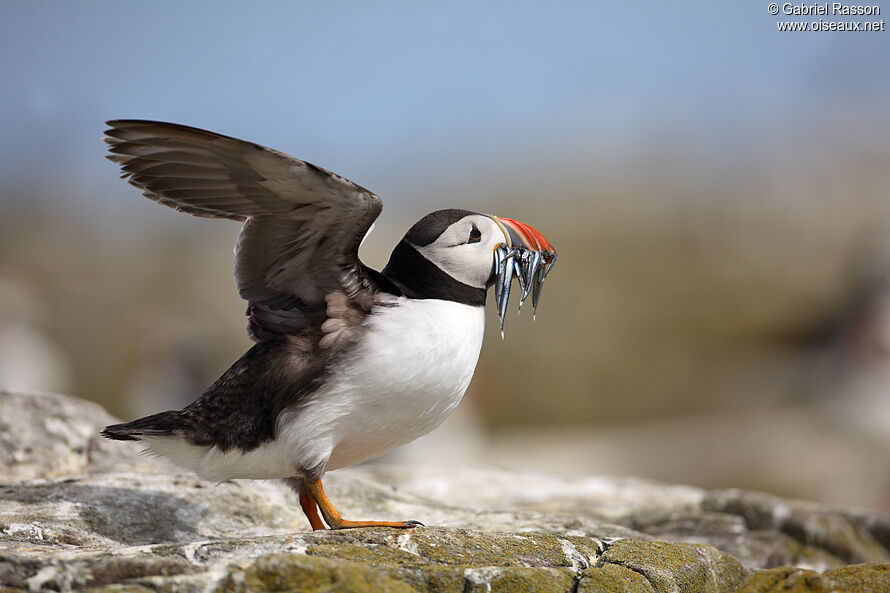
<box><xmin>1</xmin><ymin>391</ymin><xmax>888</xmax><ymax>592</ymax></box>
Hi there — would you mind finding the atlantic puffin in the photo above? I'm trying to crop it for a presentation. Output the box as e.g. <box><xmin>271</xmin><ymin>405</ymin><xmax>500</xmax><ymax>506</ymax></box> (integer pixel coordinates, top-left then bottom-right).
<box><xmin>101</xmin><ymin>120</ymin><xmax>556</xmax><ymax>530</ymax></box>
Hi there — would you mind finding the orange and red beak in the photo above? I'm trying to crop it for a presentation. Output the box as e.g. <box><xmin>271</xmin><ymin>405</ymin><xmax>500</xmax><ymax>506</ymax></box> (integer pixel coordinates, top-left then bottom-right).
<box><xmin>491</xmin><ymin>216</ymin><xmax>557</xmax><ymax>256</ymax></box>
<box><xmin>486</xmin><ymin>215</ymin><xmax>557</xmax><ymax>335</ymax></box>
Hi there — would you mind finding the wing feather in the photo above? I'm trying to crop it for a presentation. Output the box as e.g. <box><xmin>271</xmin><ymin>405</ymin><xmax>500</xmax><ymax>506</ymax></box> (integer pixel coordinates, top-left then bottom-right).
<box><xmin>104</xmin><ymin>119</ymin><xmax>384</xmax><ymax>339</ymax></box>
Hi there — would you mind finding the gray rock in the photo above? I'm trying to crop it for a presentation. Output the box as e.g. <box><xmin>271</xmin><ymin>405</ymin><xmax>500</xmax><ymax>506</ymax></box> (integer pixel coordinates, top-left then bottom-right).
<box><xmin>0</xmin><ymin>391</ymin><xmax>888</xmax><ymax>592</ymax></box>
<box><xmin>0</xmin><ymin>390</ymin><xmax>174</xmax><ymax>482</ymax></box>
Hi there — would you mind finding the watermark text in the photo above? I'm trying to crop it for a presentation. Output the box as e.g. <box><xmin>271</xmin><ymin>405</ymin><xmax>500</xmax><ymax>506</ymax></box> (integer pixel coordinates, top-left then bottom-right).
<box><xmin>770</xmin><ymin>3</ymin><xmax>885</xmax><ymax>30</ymax></box>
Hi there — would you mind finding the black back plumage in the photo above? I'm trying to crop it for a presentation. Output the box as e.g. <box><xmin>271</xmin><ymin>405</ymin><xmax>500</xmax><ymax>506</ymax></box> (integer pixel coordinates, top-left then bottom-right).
<box><xmin>102</xmin><ymin>338</ymin><xmax>330</xmax><ymax>451</ymax></box>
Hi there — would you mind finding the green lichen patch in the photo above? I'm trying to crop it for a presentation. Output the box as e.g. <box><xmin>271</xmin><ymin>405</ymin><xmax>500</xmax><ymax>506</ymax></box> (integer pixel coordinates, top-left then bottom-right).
<box><xmin>384</xmin><ymin>565</ymin><xmax>464</xmax><ymax>593</ymax></box>
<box><xmin>735</xmin><ymin>566</ymin><xmax>831</xmax><ymax>593</ymax></box>
<box><xmin>599</xmin><ymin>538</ymin><xmax>746</xmax><ymax>593</ymax></box>
<box><xmin>824</xmin><ymin>561</ymin><xmax>890</xmax><ymax>593</ymax></box>
<box><xmin>463</xmin><ymin>566</ymin><xmax>575</xmax><ymax>593</ymax></box>
<box><xmin>736</xmin><ymin>563</ymin><xmax>889</xmax><ymax>593</ymax></box>
<box><xmin>399</xmin><ymin>528</ymin><xmax>584</xmax><ymax>568</ymax></box>
<box><xmin>304</xmin><ymin>527</ymin><xmax>593</xmax><ymax>570</ymax></box>
<box><xmin>212</xmin><ymin>543</ymin><xmax>582</xmax><ymax>593</ymax></box>
<box><xmin>214</xmin><ymin>553</ymin><xmax>418</xmax><ymax>593</ymax></box>
<box><xmin>577</xmin><ymin>563</ymin><xmax>655</xmax><ymax>592</ymax></box>
<box><xmin>701</xmin><ymin>542</ymin><xmax>750</xmax><ymax>590</ymax></box>
<box><xmin>306</xmin><ymin>542</ymin><xmax>431</xmax><ymax>569</ymax></box>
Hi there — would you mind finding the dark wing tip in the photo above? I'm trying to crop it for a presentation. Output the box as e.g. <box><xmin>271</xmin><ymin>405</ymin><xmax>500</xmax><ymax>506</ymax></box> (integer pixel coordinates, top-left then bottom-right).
<box><xmin>104</xmin><ymin>119</ymin><xmax>160</xmax><ymax>136</ymax></box>
<box><xmin>103</xmin><ymin>119</ymin><xmax>245</xmax><ymax>144</ymax></box>
<box><xmin>100</xmin><ymin>424</ymin><xmax>141</xmax><ymax>441</ymax></box>
<box><xmin>105</xmin><ymin>118</ymin><xmax>175</xmax><ymax>129</ymax></box>
<box><xmin>101</xmin><ymin>410</ymin><xmax>187</xmax><ymax>441</ymax></box>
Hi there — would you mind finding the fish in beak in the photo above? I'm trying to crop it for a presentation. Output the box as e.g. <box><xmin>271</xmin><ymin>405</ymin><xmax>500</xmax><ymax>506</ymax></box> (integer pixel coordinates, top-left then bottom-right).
<box><xmin>488</xmin><ymin>215</ymin><xmax>558</xmax><ymax>336</ymax></box>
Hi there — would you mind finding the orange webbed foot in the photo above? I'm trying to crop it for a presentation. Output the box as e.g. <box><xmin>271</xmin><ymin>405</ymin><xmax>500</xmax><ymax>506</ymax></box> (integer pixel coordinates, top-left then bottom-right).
<box><xmin>300</xmin><ymin>478</ymin><xmax>423</xmax><ymax>530</ymax></box>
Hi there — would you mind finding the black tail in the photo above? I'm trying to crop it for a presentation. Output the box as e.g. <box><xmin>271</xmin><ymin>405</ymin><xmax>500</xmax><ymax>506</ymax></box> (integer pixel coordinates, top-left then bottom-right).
<box><xmin>101</xmin><ymin>410</ymin><xmax>184</xmax><ymax>441</ymax></box>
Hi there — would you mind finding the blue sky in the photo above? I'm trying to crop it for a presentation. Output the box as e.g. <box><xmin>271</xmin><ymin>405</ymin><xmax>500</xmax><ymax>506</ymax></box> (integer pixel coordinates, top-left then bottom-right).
<box><xmin>1</xmin><ymin>1</ymin><xmax>887</xmax><ymax>215</ymax></box>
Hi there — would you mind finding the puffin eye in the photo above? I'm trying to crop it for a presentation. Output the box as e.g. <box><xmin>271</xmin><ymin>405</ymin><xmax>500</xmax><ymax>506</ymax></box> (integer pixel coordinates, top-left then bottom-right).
<box><xmin>468</xmin><ymin>224</ymin><xmax>482</xmax><ymax>244</ymax></box>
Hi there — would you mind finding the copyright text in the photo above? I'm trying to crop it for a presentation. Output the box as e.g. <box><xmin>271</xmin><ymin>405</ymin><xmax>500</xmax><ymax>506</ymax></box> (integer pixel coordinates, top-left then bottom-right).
<box><xmin>770</xmin><ymin>3</ymin><xmax>880</xmax><ymax>15</ymax></box>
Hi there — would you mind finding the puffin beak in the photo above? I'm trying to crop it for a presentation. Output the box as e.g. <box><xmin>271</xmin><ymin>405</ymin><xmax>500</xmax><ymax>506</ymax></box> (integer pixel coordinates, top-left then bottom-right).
<box><xmin>491</xmin><ymin>216</ymin><xmax>556</xmax><ymax>254</ymax></box>
<box><xmin>486</xmin><ymin>215</ymin><xmax>558</xmax><ymax>336</ymax></box>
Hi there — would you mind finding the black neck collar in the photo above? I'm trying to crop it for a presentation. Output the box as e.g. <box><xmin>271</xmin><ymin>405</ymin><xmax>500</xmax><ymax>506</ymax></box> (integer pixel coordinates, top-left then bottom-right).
<box><xmin>381</xmin><ymin>240</ymin><xmax>487</xmax><ymax>306</ymax></box>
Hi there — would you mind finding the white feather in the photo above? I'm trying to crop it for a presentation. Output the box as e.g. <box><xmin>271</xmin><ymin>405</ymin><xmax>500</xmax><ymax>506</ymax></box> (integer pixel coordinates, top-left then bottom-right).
<box><xmin>142</xmin><ymin>298</ymin><xmax>485</xmax><ymax>481</ymax></box>
<box><xmin>412</xmin><ymin>215</ymin><xmax>506</xmax><ymax>289</ymax></box>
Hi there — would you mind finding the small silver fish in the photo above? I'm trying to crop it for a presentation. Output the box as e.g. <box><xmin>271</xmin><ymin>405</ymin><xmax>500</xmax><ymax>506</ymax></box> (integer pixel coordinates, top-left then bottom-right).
<box><xmin>493</xmin><ymin>243</ymin><xmax>557</xmax><ymax>335</ymax></box>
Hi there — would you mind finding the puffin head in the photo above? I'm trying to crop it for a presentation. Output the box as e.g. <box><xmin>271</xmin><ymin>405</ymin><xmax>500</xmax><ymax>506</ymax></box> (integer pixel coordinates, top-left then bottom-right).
<box><xmin>383</xmin><ymin>209</ymin><xmax>557</xmax><ymax>332</ymax></box>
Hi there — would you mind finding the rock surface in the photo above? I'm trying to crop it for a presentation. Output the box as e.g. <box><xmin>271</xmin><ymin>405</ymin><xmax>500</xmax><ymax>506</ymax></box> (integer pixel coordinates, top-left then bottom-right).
<box><xmin>1</xmin><ymin>390</ymin><xmax>888</xmax><ymax>592</ymax></box>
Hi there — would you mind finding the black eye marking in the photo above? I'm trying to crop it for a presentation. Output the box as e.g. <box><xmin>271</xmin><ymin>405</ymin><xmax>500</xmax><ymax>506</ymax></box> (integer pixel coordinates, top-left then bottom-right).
<box><xmin>468</xmin><ymin>224</ymin><xmax>482</xmax><ymax>244</ymax></box>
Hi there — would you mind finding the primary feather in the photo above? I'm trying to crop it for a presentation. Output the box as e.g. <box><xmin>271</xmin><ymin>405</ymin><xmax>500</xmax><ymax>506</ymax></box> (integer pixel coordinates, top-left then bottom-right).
<box><xmin>104</xmin><ymin>119</ymin><xmax>382</xmax><ymax>340</ymax></box>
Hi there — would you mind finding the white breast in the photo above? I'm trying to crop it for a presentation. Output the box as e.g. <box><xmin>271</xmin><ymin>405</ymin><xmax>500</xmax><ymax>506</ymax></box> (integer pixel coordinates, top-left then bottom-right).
<box><xmin>279</xmin><ymin>297</ymin><xmax>486</xmax><ymax>473</ymax></box>
<box><xmin>140</xmin><ymin>298</ymin><xmax>485</xmax><ymax>482</ymax></box>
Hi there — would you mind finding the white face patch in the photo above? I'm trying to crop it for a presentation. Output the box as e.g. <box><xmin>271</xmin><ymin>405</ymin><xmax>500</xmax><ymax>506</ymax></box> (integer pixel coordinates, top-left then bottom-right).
<box><xmin>411</xmin><ymin>215</ymin><xmax>508</xmax><ymax>289</ymax></box>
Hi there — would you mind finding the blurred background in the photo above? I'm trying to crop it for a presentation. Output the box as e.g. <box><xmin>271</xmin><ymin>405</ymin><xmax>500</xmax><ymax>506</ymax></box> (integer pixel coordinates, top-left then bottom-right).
<box><xmin>1</xmin><ymin>2</ymin><xmax>889</xmax><ymax>511</ymax></box>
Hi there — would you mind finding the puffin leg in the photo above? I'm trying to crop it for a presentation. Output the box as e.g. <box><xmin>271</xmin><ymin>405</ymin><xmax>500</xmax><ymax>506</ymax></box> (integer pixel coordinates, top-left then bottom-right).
<box><xmin>304</xmin><ymin>478</ymin><xmax>423</xmax><ymax>530</ymax></box>
<box><xmin>298</xmin><ymin>486</ymin><xmax>327</xmax><ymax>531</ymax></box>
<box><xmin>284</xmin><ymin>477</ymin><xmax>328</xmax><ymax>531</ymax></box>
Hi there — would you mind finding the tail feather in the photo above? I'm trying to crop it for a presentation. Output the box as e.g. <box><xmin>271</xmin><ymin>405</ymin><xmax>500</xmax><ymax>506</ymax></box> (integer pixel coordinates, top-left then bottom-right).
<box><xmin>101</xmin><ymin>410</ymin><xmax>185</xmax><ymax>441</ymax></box>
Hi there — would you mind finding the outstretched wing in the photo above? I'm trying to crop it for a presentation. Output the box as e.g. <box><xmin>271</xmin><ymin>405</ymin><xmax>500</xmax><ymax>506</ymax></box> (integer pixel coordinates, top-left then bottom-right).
<box><xmin>104</xmin><ymin>120</ymin><xmax>384</xmax><ymax>339</ymax></box>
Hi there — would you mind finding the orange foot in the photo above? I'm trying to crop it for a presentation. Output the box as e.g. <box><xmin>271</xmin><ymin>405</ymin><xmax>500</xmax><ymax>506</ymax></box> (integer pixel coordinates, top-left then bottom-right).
<box><xmin>299</xmin><ymin>478</ymin><xmax>423</xmax><ymax>530</ymax></box>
